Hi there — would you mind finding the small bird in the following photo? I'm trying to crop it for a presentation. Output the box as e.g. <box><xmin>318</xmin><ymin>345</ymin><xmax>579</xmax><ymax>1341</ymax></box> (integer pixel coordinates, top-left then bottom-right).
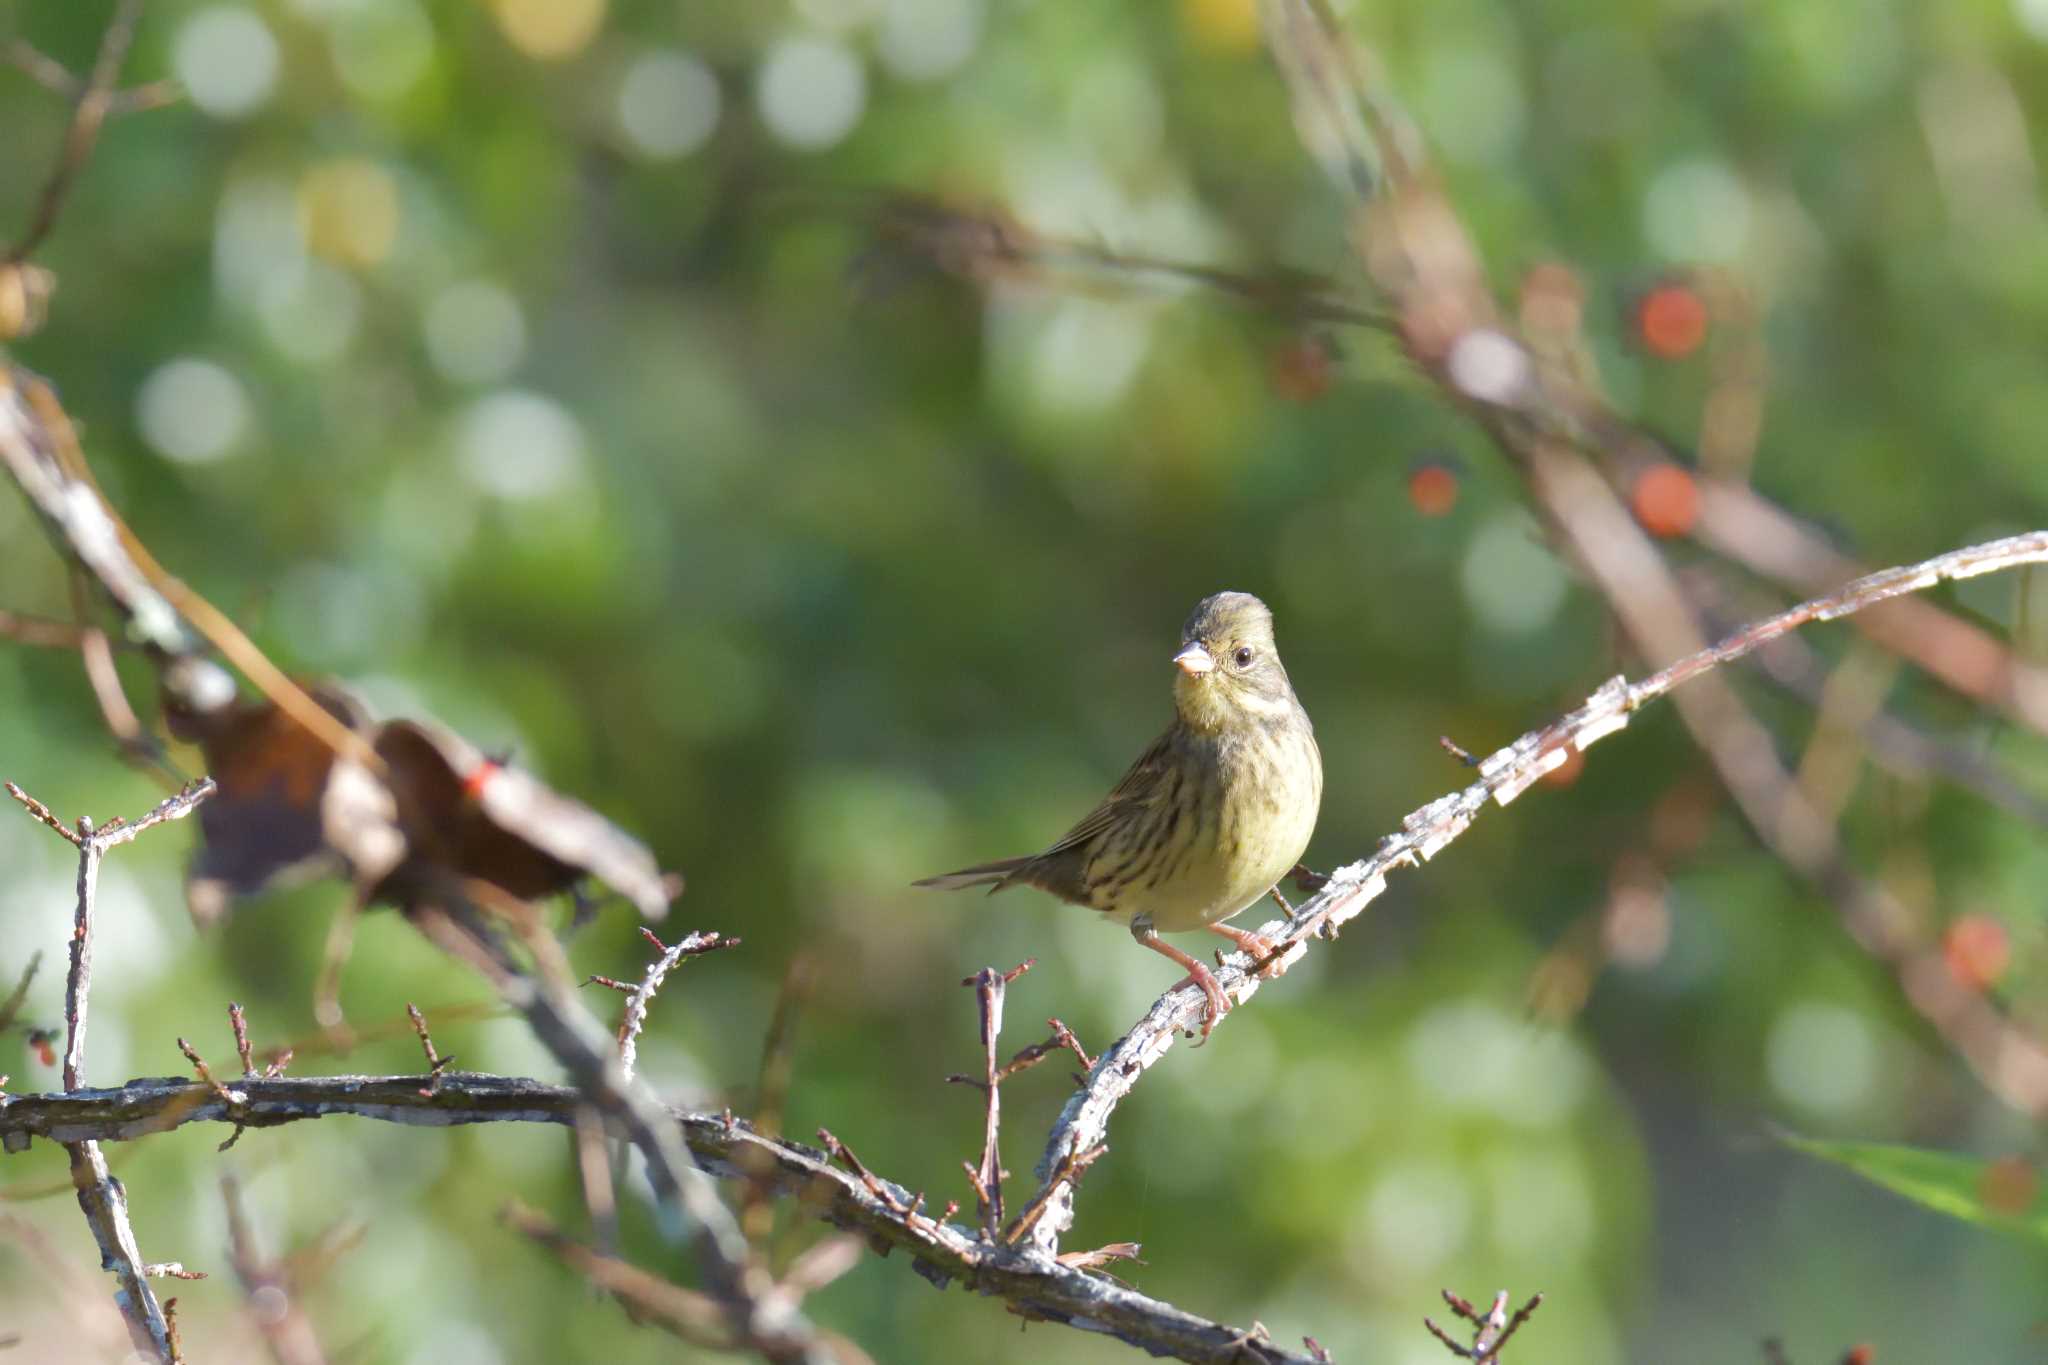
<box><xmin>915</xmin><ymin>591</ymin><xmax>1323</xmax><ymax>1042</ymax></box>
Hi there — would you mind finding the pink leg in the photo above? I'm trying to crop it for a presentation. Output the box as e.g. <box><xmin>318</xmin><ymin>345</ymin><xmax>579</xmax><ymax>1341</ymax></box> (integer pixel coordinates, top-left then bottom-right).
<box><xmin>1207</xmin><ymin>922</ymin><xmax>1284</xmax><ymax>978</ymax></box>
<box><xmin>1134</xmin><ymin>926</ymin><xmax>1230</xmax><ymax>1043</ymax></box>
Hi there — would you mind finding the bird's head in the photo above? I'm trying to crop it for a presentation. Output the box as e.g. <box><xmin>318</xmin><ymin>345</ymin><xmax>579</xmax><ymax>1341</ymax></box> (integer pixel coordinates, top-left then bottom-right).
<box><xmin>1171</xmin><ymin>591</ymin><xmax>1297</xmax><ymax>733</ymax></box>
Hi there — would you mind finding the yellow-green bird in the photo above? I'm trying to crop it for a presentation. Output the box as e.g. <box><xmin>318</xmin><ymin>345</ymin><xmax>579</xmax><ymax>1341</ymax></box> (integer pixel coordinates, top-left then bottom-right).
<box><xmin>915</xmin><ymin>591</ymin><xmax>1323</xmax><ymax>1041</ymax></box>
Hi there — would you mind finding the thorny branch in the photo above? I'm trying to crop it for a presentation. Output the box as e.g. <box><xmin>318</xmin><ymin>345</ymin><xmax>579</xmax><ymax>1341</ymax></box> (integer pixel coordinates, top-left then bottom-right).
<box><xmin>1</xmin><ymin>535</ymin><xmax>2034</xmax><ymax>1360</ymax></box>
<box><xmin>4</xmin><ymin>778</ymin><xmax>215</xmax><ymax>1364</ymax></box>
<box><xmin>584</xmin><ymin>927</ymin><xmax>738</xmax><ymax>1083</ymax></box>
<box><xmin>947</xmin><ymin>959</ymin><xmax>1034</xmax><ymax>1237</ymax></box>
<box><xmin>1423</xmin><ymin>1290</ymin><xmax>1543</xmax><ymax>1363</ymax></box>
<box><xmin>410</xmin><ymin>896</ymin><xmax>841</xmax><ymax>1365</ymax></box>
<box><xmin>0</xmin><ymin>1072</ymin><xmax>1324</xmax><ymax>1365</ymax></box>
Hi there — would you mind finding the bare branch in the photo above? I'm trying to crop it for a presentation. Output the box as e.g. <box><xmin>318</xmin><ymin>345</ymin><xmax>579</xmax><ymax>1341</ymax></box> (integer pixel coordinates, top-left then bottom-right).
<box><xmin>411</xmin><ymin>898</ymin><xmax>833</xmax><ymax>1365</ymax></box>
<box><xmin>6</xmin><ymin>778</ymin><xmax>215</xmax><ymax>1362</ymax></box>
<box><xmin>0</xmin><ymin>953</ymin><xmax>42</xmax><ymax>1036</ymax></box>
<box><xmin>951</xmin><ymin>960</ymin><xmax>1033</xmax><ymax>1237</ymax></box>
<box><xmin>5</xmin><ymin>0</ymin><xmax>149</xmax><ymax>264</ymax></box>
<box><xmin>1022</xmin><ymin>529</ymin><xmax>2048</xmax><ymax>1255</ymax></box>
<box><xmin>222</xmin><ymin>1173</ymin><xmax>330</xmax><ymax>1365</ymax></box>
<box><xmin>0</xmin><ymin>1074</ymin><xmax>1323</xmax><ymax>1364</ymax></box>
<box><xmin>862</xmin><ymin>193</ymin><xmax>1390</xmax><ymax>331</ymax></box>
<box><xmin>591</xmin><ymin>927</ymin><xmax>738</xmax><ymax>1083</ymax></box>
<box><xmin>1248</xmin><ymin>0</ymin><xmax>2048</xmax><ymax>1126</ymax></box>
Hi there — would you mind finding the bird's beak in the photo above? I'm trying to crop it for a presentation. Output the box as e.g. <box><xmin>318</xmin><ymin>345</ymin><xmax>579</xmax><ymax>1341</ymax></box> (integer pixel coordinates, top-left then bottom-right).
<box><xmin>1173</xmin><ymin>642</ymin><xmax>1215</xmax><ymax>677</ymax></box>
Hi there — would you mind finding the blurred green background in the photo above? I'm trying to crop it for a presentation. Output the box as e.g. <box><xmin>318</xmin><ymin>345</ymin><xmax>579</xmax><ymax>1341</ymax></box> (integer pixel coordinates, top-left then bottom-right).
<box><xmin>2</xmin><ymin>0</ymin><xmax>2045</xmax><ymax>1361</ymax></box>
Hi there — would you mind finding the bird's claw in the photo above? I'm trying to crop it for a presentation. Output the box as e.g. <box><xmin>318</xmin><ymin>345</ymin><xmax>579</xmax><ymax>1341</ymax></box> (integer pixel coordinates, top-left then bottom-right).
<box><xmin>1168</xmin><ymin>967</ymin><xmax>1231</xmax><ymax>1045</ymax></box>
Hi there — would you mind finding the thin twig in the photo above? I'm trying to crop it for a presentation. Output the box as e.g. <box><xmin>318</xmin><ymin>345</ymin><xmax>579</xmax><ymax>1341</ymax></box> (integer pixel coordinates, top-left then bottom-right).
<box><xmin>600</xmin><ymin>927</ymin><xmax>736</xmax><ymax>1084</ymax></box>
<box><xmin>742</xmin><ymin>955</ymin><xmax>814</xmax><ymax>1246</ymax></box>
<box><xmin>950</xmin><ymin>960</ymin><xmax>1033</xmax><ymax>1237</ymax></box>
<box><xmin>7</xmin><ymin>778</ymin><xmax>212</xmax><ymax>1362</ymax></box>
<box><xmin>0</xmin><ymin>608</ymin><xmax>90</xmax><ymax>648</ymax></box>
<box><xmin>411</xmin><ymin>896</ymin><xmax>826</xmax><ymax>1365</ymax></box>
<box><xmin>0</xmin><ymin>953</ymin><xmax>41</xmax><ymax>1035</ymax></box>
<box><xmin>406</xmin><ymin>1003</ymin><xmax>454</xmax><ymax>1097</ymax></box>
<box><xmin>863</xmin><ymin>192</ymin><xmax>1392</xmax><ymax>331</ymax></box>
<box><xmin>5</xmin><ymin>0</ymin><xmax>148</xmax><ymax>264</ymax></box>
<box><xmin>222</xmin><ymin>1173</ymin><xmax>330</xmax><ymax>1365</ymax></box>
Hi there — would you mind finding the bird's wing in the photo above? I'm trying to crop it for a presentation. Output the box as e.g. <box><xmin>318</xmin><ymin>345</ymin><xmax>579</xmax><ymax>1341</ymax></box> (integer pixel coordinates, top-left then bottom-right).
<box><xmin>1036</xmin><ymin>725</ymin><xmax>1175</xmax><ymax>859</ymax></box>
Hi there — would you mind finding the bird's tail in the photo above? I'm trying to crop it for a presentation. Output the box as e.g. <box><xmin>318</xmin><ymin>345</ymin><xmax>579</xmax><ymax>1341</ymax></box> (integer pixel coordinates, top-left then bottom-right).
<box><xmin>911</xmin><ymin>856</ymin><xmax>1031</xmax><ymax>893</ymax></box>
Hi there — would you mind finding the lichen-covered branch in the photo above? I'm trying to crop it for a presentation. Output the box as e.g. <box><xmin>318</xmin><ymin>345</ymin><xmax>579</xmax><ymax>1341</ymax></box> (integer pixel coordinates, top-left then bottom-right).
<box><xmin>5</xmin><ymin>778</ymin><xmax>216</xmax><ymax>1364</ymax></box>
<box><xmin>1023</xmin><ymin>528</ymin><xmax>2048</xmax><ymax>1254</ymax></box>
<box><xmin>0</xmin><ymin>1073</ymin><xmax>1323</xmax><ymax>1365</ymax></box>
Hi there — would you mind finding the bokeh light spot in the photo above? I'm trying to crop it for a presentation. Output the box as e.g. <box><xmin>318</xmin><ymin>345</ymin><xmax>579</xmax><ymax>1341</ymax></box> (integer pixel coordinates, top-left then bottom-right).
<box><xmin>174</xmin><ymin>7</ymin><xmax>280</xmax><ymax>120</ymax></box>
<box><xmin>214</xmin><ymin>176</ymin><xmax>306</xmax><ymax>311</ymax></box>
<box><xmin>1356</xmin><ymin>1161</ymin><xmax>1473</xmax><ymax>1276</ymax></box>
<box><xmin>1179</xmin><ymin>0</ymin><xmax>1260</xmax><ymax>52</ymax></box>
<box><xmin>424</xmin><ymin>280</ymin><xmax>528</xmax><ymax>386</ymax></box>
<box><xmin>877</xmin><ymin>0</ymin><xmax>984</xmax><ymax>83</ymax></box>
<box><xmin>325</xmin><ymin>0</ymin><xmax>435</xmax><ymax>102</ymax></box>
<box><xmin>298</xmin><ymin>158</ymin><xmax>401</xmax><ymax>269</ymax></box>
<box><xmin>491</xmin><ymin>0</ymin><xmax>605</xmax><ymax>61</ymax></box>
<box><xmin>794</xmin><ymin>0</ymin><xmax>885</xmax><ymax>30</ymax></box>
<box><xmin>1766</xmin><ymin>1000</ymin><xmax>1878</xmax><ymax>1115</ymax></box>
<box><xmin>756</xmin><ymin>36</ymin><xmax>867</xmax><ymax>150</ymax></box>
<box><xmin>1487</xmin><ymin>1147</ymin><xmax>1595</xmax><ymax>1259</ymax></box>
<box><xmin>1405</xmin><ymin>997</ymin><xmax>1592</xmax><ymax>1127</ymax></box>
<box><xmin>457</xmin><ymin>390</ymin><xmax>588</xmax><ymax>500</ymax></box>
<box><xmin>137</xmin><ymin>358</ymin><xmax>253</xmax><ymax>464</ymax></box>
<box><xmin>259</xmin><ymin>260</ymin><xmax>363</xmax><ymax>365</ymax></box>
<box><xmin>1644</xmin><ymin>160</ymin><xmax>1752</xmax><ymax>263</ymax></box>
<box><xmin>1461</xmin><ymin>515</ymin><xmax>1568</xmax><ymax>634</ymax></box>
<box><xmin>615</xmin><ymin>50</ymin><xmax>722</xmax><ymax>160</ymax></box>
<box><xmin>1420</xmin><ymin>46</ymin><xmax>1525</xmax><ymax>165</ymax></box>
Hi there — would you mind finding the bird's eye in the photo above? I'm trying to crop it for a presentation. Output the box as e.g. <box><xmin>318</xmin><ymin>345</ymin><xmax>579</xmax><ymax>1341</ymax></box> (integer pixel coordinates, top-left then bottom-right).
<box><xmin>1233</xmin><ymin>646</ymin><xmax>1254</xmax><ymax>668</ymax></box>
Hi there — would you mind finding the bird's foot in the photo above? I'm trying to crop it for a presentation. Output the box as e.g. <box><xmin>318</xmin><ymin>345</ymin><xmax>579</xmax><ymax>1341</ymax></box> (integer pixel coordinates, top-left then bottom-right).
<box><xmin>1207</xmin><ymin>922</ymin><xmax>1286</xmax><ymax>979</ymax></box>
<box><xmin>1134</xmin><ymin>922</ymin><xmax>1233</xmax><ymax>1045</ymax></box>
<box><xmin>1167</xmin><ymin>961</ymin><xmax>1231</xmax><ymax>1044</ymax></box>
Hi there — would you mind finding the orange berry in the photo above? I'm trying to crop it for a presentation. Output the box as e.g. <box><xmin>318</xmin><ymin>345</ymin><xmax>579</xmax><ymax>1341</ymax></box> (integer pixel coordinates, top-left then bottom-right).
<box><xmin>1631</xmin><ymin>463</ymin><xmax>1699</xmax><ymax>538</ymax></box>
<box><xmin>1638</xmin><ymin>283</ymin><xmax>1709</xmax><ymax>359</ymax></box>
<box><xmin>1944</xmin><ymin>914</ymin><xmax>2011</xmax><ymax>990</ymax></box>
<box><xmin>1406</xmin><ymin>461</ymin><xmax>1459</xmax><ymax>517</ymax></box>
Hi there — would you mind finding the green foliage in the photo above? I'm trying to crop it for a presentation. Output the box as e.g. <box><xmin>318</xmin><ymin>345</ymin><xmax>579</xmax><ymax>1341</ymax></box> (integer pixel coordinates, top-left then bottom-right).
<box><xmin>1781</xmin><ymin>1133</ymin><xmax>2048</xmax><ymax>1245</ymax></box>
<box><xmin>0</xmin><ymin>1</ymin><xmax>2045</xmax><ymax>1362</ymax></box>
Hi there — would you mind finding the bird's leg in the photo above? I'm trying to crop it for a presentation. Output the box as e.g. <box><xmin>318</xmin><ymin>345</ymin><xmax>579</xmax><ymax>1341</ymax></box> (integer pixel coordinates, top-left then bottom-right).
<box><xmin>1207</xmin><ymin>921</ymin><xmax>1285</xmax><ymax>979</ymax></box>
<box><xmin>1132</xmin><ymin>919</ymin><xmax>1230</xmax><ymax>1044</ymax></box>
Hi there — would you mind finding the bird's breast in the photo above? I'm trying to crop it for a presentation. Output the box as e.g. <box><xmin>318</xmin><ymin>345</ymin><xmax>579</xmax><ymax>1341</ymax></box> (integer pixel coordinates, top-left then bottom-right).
<box><xmin>1085</xmin><ymin>712</ymin><xmax>1321</xmax><ymax>933</ymax></box>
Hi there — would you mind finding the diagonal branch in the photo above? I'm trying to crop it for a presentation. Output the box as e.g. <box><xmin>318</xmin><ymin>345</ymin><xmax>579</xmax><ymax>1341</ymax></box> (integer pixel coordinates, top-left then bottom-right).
<box><xmin>409</xmin><ymin>896</ymin><xmax>839</xmax><ymax>1365</ymax></box>
<box><xmin>1251</xmin><ymin>0</ymin><xmax>2048</xmax><ymax>1128</ymax></box>
<box><xmin>1022</xmin><ymin>529</ymin><xmax>2048</xmax><ymax>1255</ymax></box>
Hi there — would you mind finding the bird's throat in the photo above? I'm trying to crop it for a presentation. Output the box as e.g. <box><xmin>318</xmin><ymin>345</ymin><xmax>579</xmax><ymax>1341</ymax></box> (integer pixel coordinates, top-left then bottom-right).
<box><xmin>1173</xmin><ymin>675</ymin><xmax>1234</xmax><ymax>734</ymax></box>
